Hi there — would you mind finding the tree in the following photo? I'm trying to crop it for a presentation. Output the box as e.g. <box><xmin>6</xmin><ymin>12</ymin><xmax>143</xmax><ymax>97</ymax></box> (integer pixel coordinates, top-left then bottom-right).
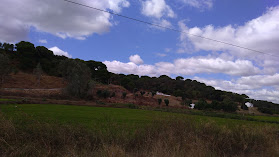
<box><xmin>241</xmin><ymin>104</ymin><xmax>248</xmax><ymax>110</ymax></box>
<box><xmin>151</xmin><ymin>91</ymin><xmax>156</xmax><ymax>97</ymax></box>
<box><xmin>122</xmin><ymin>92</ymin><xmax>127</xmax><ymax>99</ymax></box>
<box><xmin>33</xmin><ymin>63</ymin><xmax>43</xmax><ymax>86</ymax></box>
<box><xmin>140</xmin><ymin>91</ymin><xmax>145</xmax><ymax>96</ymax></box>
<box><xmin>16</xmin><ymin>41</ymin><xmax>37</xmax><ymax>70</ymax></box>
<box><xmin>176</xmin><ymin>76</ymin><xmax>184</xmax><ymax>81</ymax></box>
<box><xmin>158</xmin><ymin>98</ymin><xmax>162</xmax><ymax>105</ymax></box>
<box><xmin>164</xmin><ymin>99</ymin><xmax>169</xmax><ymax>106</ymax></box>
<box><xmin>59</xmin><ymin>59</ymin><xmax>91</xmax><ymax>97</ymax></box>
<box><xmin>0</xmin><ymin>54</ymin><xmax>12</xmax><ymax>84</ymax></box>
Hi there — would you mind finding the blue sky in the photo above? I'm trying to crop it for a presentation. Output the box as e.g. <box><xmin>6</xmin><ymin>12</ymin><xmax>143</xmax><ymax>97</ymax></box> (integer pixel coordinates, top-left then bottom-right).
<box><xmin>1</xmin><ymin>0</ymin><xmax>279</xmax><ymax>103</ymax></box>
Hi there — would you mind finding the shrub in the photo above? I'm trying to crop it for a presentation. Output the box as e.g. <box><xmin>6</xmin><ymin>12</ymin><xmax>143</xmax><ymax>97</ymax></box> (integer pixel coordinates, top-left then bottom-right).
<box><xmin>158</xmin><ymin>98</ymin><xmax>162</xmax><ymax>105</ymax></box>
<box><xmin>241</xmin><ymin>104</ymin><xmax>249</xmax><ymax>110</ymax></box>
<box><xmin>122</xmin><ymin>92</ymin><xmax>127</xmax><ymax>99</ymax></box>
<box><xmin>97</xmin><ymin>90</ymin><xmax>102</xmax><ymax>97</ymax></box>
<box><xmin>151</xmin><ymin>91</ymin><xmax>156</xmax><ymax>97</ymax></box>
<box><xmin>140</xmin><ymin>91</ymin><xmax>146</xmax><ymax>96</ymax></box>
<box><xmin>164</xmin><ymin>99</ymin><xmax>169</xmax><ymax>106</ymax></box>
<box><xmin>110</xmin><ymin>92</ymin><xmax>116</xmax><ymax>98</ymax></box>
<box><xmin>102</xmin><ymin>90</ymin><xmax>110</xmax><ymax>99</ymax></box>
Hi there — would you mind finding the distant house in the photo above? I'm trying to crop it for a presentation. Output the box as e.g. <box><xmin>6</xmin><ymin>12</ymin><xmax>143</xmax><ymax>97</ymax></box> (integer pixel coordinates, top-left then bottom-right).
<box><xmin>189</xmin><ymin>103</ymin><xmax>195</xmax><ymax>109</ymax></box>
<box><xmin>156</xmin><ymin>91</ymin><xmax>171</xmax><ymax>97</ymax></box>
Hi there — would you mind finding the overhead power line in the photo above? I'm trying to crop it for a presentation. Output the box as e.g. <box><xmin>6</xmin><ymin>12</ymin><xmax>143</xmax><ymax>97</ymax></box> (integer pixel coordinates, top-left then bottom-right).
<box><xmin>62</xmin><ymin>0</ymin><xmax>278</xmax><ymax>57</ymax></box>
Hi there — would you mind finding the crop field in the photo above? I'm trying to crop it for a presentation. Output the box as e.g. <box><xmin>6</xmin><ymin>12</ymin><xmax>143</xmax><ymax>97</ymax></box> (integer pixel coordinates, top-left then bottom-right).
<box><xmin>1</xmin><ymin>104</ymin><xmax>279</xmax><ymax>156</ymax></box>
<box><xmin>1</xmin><ymin>104</ymin><xmax>279</xmax><ymax>130</ymax></box>
<box><xmin>0</xmin><ymin>99</ymin><xmax>16</xmax><ymax>101</ymax></box>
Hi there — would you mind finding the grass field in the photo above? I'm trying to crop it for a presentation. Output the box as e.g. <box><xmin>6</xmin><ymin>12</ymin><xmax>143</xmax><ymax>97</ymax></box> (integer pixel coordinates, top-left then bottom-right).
<box><xmin>1</xmin><ymin>104</ymin><xmax>278</xmax><ymax>130</ymax></box>
<box><xmin>1</xmin><ymin>104</ymin><xmax>279</xmax><ymax>156</ymax></box>
<box><xmin>0</xmin><ymin>98</ymin><xmax>16</xmax><ymax>101</ymax></box>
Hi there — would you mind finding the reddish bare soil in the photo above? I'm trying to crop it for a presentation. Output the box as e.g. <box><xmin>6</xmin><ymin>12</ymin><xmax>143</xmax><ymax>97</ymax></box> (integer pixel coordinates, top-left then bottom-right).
<box><xmin>2</xmin><ymin>72</ymin><xmax>66</xmax><ymax>89</ymax></box>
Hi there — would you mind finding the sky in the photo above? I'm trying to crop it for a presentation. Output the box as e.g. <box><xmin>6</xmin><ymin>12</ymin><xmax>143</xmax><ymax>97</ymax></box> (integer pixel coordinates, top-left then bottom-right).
<box><xmin>1</xmin><ymin>0</ymin><xmax>279</xmax><ymax>103</ymax></box>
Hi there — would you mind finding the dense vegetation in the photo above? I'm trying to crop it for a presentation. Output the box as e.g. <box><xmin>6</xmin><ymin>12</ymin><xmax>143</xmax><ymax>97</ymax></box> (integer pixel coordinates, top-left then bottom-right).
<box><xmin>1</xmin><ymin>41</ymin><xmax>279</xmax><ymax>114</ymax></box>
<box><xmin>1</xmin><ymin>104</ymin><xmax>279</xmax><ymax>156</ymax></box>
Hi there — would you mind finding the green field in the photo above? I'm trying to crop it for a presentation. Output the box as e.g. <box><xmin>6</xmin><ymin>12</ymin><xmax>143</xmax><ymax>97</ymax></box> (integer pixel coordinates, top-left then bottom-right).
<box><xmin>0</xmin><ymin>98</ymin><xmax>16</xmax><ymax>101</ymax></box>
<box><xmin>1</xmin><ymin>104</ymin><xmax>279</xmax><ymax>156</ymax></box>
<box><xmin>1</xmin><ymin>104</ymin><xmax>278</xmax><ymax>130</ymax></box>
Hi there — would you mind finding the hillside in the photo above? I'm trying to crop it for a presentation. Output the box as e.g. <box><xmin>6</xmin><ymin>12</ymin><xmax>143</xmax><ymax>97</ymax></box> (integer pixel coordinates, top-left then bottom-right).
<box><xmin>1</xmin><ymin>41</ymin><xmax>279</xmax><ymax>114</ymax></box>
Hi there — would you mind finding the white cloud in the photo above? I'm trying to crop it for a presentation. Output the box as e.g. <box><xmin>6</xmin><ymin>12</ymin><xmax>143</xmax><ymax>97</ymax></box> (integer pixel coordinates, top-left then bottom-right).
<box><xmin>156</xmin><ymin>53</ymin><xmax>167</xmax><ymax>57</ymax></box>
<box><xmin>129</xmin><ymin>54</ymin><xmax>144</xmax><ymax>64</ymax></box>
<box><xmin>38</xmin><ymin>39</ymin><xmax>47</xmax><ymax>44</ymax></box>
<box><xmin>180</xmin><ymin>0</ymin><xmax>213</xmax><ymax>9</ymax></box>
<box><xmin>141</xmin><ymin>0</ymin><xmax>175</xmax><ymax>30</ymax></box>
<box><xmin>103</xmin><ymin>60</ymin><xmax>157</xmax><ymax>76</ymax></box>
<box><xmin>104</xmin><ymin>55</ymin><xmax>260</xmax><ymax>77</ymax></box>
<box><xmin>178</xmin><ymin>6</ymin><xmax>279</xmax><ymax>73</ymax></box>
<box><xmin>49</xmin><ymin>46</ymin><xmax>72</xmax><ymax>58</ymax></box>
<box><xmin>0</xmin><ymin>0</ymin><xmax>130</xmax><ymax>42</ymax></box>
<box><xmin>194</xmin><ymin>77</ymin><xmax>279</xmax><ymax>104</ymax></box>
<box><xmin>141</xmin><ymin>0</ymin><xmax>175</xmax><ymax>19</ymax></box>
<box><xmin>237</xmin><ymin>74</ymin><xmax>279</xmax><ymax>88</ymax></box>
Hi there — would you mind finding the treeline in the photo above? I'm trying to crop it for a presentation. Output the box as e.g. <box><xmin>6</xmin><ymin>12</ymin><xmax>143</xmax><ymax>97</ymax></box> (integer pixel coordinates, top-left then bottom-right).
<box><xmin>1</xmin><ymin>41</ymin><xmax>279</xmax><ymax>113</ymax></box>
<box><xmin>251</xmin><ymin>100</ymin><xmax>279</xmax><ymax>115</ymax></box>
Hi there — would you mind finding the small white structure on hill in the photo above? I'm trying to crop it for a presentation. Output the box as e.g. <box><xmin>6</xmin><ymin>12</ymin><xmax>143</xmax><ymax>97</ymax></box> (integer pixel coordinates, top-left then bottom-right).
<box><xmin>245</xmin><ymin>102</ymin><xmax>254</xmax><ymax>108</ymax></box>
<box><xmin>156</xmin><ymin>91</ymin><xmax>171</xmax><ymax>97</ymax></box>
<box><xmin>189</xmin><ymin>103</ymin><xmax>195</xmax><ymax>109</ymax></box>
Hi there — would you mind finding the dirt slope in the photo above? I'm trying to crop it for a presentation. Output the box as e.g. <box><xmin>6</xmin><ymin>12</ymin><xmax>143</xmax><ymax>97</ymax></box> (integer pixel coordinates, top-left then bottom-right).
<box><xmin>2</xmin><ymin>72</ymin><xmax>66</xmax><ymax>89</ymax></box>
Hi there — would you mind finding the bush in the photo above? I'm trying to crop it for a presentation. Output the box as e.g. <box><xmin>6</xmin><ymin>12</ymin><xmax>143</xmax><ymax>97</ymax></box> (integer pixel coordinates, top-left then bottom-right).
<box><xmin>151</xmin><ymin>91</ymin><xmax>156</xmax><ymax>97</ymax></box>
<box><xmin>158</xmin><ymin>98</ymin><xmax>162</xmax><ymax>105</ymax></box>
<box><xmin>122</xmin><ymin>92</ymin><xmax>127</xmax><ymax>99</ymax></box>
<box><xmin>195</xmin><ymin>99</ymin><xmax>208</xmax><ymax>110</ymax></box>
<box><xmin>222</xmin><ymin>101</ymin><xmax>238</xmax><ymax>112</ymax></box>
<box><xmin>241</xmin><ymin>104</ymin><xmax>249</xmax><ymax>110</ymax></box>
<box><xmin>110</xmin><ymin>92</ymin><xmax>116</xmax><ymax>98</ymax></box>
<box><xmin>140</xmin><ymin>91</ymin><xmax>146</xmax><ymax>96</ymax></box>
<box><xmin>164</xmin><ymin>99</ymin><xmax>169</xmax><ymax>106</ymax></box>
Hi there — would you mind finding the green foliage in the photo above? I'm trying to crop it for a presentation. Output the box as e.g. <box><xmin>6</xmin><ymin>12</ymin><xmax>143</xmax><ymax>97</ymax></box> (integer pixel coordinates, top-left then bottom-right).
<box><xmin>175</xmin><ymin>76</ymin><xmax>184</xmax><ymax>81</ymax></box>
<box><xmin>195</xmin><ymin>99</ymin><xmax>208</xmax><ymax>110</ymax></box>
<box><xmin>158</xmin><ymin>98</ymin><xmax>162</xmax><ymax>105</ymax></box>
<box><xmin>140</xmin><ymin>91</ymin><xmax>145</xmax><ymax>96</ymax></box>
<box><xmin>151</xmin><ymin>91</ymin><xmax>156</xmax><ymax>97</ymax></box>
<box><xmin>96</xmin><ymin>90</ymin><xmax>111</xmax><ymax>99</ymax></box>
<box><xmin>122</xmin><ymin>92</ymin><xmax>127</xmax><ymax>99</ymax></box>
<box><xmin>59</xmin><ymin>59</ymin><xmax>91</xmax><ymax>98</ymax></box>
<box><xmin>241</xmin><ymin>104</ymin><xmax>249</xmax><ymax>110</ymax></box>
<box><xmin>164</xmin><ymin>99</ymin><xmax>169</xmax><ymax>106</ymax></box>
<box><xmin>0</xmin><ymin>54</ymin><xmax>12</xmax><ymax>84</ymax></box>
<box><xmin>222</xmin><ymin>101</ymin><xmax>238</xmax><ymax>112</ymax></box>
<box><xmin>110</xmin><ymin>92</ymin><xmax>116</xmax><ymax>98</ymax></box>
<box><xmin>182</xmin><ymin>99</ymin><xmax>192</xmax><ymax>106</ymax></box>
<box><xmin>86</xmin><ymin>60</ymin><xmax>111</xmax><ymax>84</ymax></box>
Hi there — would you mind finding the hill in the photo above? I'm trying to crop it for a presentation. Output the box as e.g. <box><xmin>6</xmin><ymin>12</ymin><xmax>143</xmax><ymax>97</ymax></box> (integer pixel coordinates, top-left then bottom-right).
<box><xmin>1</xmin><ymin>41</ymin><xmax>279</xmax><ymax>114</ymax></box>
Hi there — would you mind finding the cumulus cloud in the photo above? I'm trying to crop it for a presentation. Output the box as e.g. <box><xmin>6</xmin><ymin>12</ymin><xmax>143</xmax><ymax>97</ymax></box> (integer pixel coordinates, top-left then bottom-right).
<box><xmin>129</xmin><ymin>54</ymin><xmax>144</xmax><ymax>64</ymax></box>
<box><xmin>141</xmin><ymin>0</ymin><xmax>175</xmax><ymax>30</ymax></box>
<box><xmin>103</xmin><ymin>60</ymin><xmax>157</xmax><ymax>76</ymax></box>
<box><xmin>237</xmin><ymin>74</ymin><xmax>279</xmax><ymax>88</ymax></box>
<box><xmin>180</xmin><ymin>0</ymin><xmax>213</xmax><ymax>9</ymax></box>
<box><xmin>194</xmin><ymin>77</ymin><xmax>279</xmax><ymax>103</ymax></box>
<box><xmin>0</xmin><ymin>0</ymin><xmax>130</xmax><ymax>42</ymax></box>
<box><xmin>38</xmin><ymin>39</ymin><xmax>47</xmax><ymax>44</ymax></box>
<box><xmin>141</xmin><ymin>0</ymin><xmax>175</xmax><ymax>18</ymax></box>
<box><xmin>178</xmin><ymin>6</ymin><xmax>279</xmax><ymax>72</ymax></box>
<box><xmin>49</xmin><ymin>46</ymin><xmax>72</xmax><ymax>58</ymax></box>
<box><xmin>104</xmin><ymin>55</ymin><xmax>260</xmax><ymax>76</ymax></box>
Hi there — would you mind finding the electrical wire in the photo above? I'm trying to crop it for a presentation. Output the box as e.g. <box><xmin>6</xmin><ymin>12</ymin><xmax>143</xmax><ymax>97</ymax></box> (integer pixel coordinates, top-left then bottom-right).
<box><xmin>62</xmin><ymin>0</ymin><xmax>279</xmax><ymax>57</ymax></box>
